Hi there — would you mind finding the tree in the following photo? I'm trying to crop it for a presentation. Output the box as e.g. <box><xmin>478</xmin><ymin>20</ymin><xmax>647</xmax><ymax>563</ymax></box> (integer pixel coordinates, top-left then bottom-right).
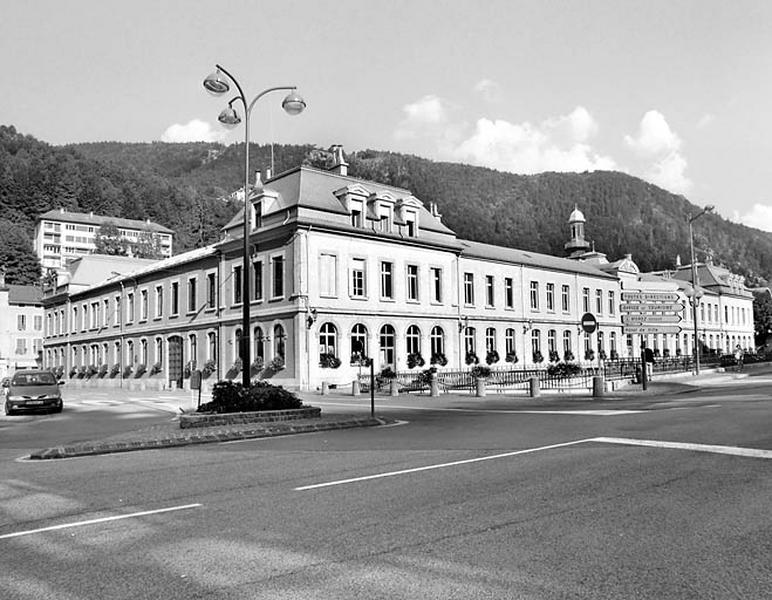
<box><xmin>752</xmin><ymin>291</ymin><xmax>772</xmax><ymax>348</ymax></box>
<box><xmin>0</xmin><ymin>219</ymin><xmax>41</xmax><ymax>285</ymax></box>
<box><xmin>131</xmin><ymin>229</ymin><xmax>164</xmax><ymax>259</ymax></box>
<box><xmin>94</xmin><ymin>222</ymin><xmax>128</xmax><ymax>256</ymax></box>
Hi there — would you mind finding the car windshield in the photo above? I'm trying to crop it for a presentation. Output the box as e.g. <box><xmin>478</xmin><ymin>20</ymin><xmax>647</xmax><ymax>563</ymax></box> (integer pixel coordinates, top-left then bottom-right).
<box><xmin>11</xmin><ymin>373</ymin><xmax>57</xmax><ymax>386</ymax></box>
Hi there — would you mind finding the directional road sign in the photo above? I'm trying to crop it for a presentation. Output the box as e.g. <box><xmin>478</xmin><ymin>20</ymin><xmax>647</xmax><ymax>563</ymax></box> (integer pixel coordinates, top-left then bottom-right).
<box><xmin>621</xmin><ymin>292</ymin><xmax>680</xmax><ymax>303</ymax></box>
<box><xmin>622</xmin><ymin>314</ymin><xmax>682</xmax><ymax>324</ymax></box>
<box><xmin>622</xmin><ymin>325</ymin><xmax>682</xmax><ymax>335</ymax></box>
<box><xmin>619</xmin><ymin>302</ymin><xmax>684</xmax><ymax>313</ymax></box>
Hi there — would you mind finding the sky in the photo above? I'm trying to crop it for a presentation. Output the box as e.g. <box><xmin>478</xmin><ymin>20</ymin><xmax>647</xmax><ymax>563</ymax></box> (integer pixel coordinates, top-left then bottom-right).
<box><xmin>3</xmin><ymin>0</ymin><xmax>772</xmax><ymax>230</ymax></box>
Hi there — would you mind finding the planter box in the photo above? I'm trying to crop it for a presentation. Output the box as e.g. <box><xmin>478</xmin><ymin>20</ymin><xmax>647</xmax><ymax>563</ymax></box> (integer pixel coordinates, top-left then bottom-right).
<box><xmin>179</xmin><ymin>406</ymin><xmax>321</xmax><ymax>429</ymax></box>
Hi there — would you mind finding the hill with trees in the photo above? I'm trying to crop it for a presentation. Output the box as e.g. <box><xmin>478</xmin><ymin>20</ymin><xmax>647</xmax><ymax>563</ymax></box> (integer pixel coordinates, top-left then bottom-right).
<box><xmin>2</xmin><ymin>124</ymin><xmax>772</xmax><ymax>289</ymax></box>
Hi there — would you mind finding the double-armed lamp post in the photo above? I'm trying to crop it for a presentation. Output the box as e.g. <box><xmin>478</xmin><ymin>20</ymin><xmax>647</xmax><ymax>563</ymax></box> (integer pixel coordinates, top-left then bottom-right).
<box><xmin>684</xmin><ymin>205</ymin><xmax>714</xmax><ymax>375</ymax></box>
<box><xmin>203</xmin><ymin>65</ymin><xmax>306</xmax><ymax>387</ymax></box>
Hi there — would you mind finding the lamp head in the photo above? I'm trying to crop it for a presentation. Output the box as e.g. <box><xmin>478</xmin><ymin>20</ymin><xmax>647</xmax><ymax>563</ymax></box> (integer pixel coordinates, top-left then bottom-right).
<box><xmin>282</xmin><ymin>91</ymin><xmax>306</xmax><ymax>116</ymax></box>
<box><xmin>218</xmin><ymin>106</ymin><xmax>241</xmax><ymax>127</ymax></box>
<box><xmin>203</xmin><ymin>69</ymin><xmax>230</xmax><ymax>95</ymax></box>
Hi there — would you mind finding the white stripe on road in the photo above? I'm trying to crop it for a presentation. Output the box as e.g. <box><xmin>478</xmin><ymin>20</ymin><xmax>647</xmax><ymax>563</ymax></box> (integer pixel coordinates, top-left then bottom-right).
<box><xmin>295</xmin><ymin>439</ymin><xmax>591</xmax><ymax>490</ymax></box>
<box><xmin>0</xmin><ymin>503</ymin><xmax>202</xmax><ymax>540</ymax></box>
<box><xmin>297</xmin><ymin>436</ymin><xmax>771</xmax><ymax>491</ymax></box>
<box><xmin>313</xmin><ymin>401</ymin><xmax>642</xmax><ymax>416</ymax></box>
<box><xmin>592</xmin><ymin>437</ymin><xmax>772</xmax><ymax>459</ymax></box>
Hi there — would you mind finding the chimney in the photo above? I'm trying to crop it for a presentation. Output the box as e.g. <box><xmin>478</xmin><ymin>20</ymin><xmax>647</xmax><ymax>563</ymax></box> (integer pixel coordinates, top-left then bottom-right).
<box><xmin>429</xmin><ymin>202</ymin><xmax>443</xmax><ymax>223</ymax></box>
<box><xmin>329</xmin><ymin>145</ymin><xmax>348</xmax><ymax>176</ymax></box>
<box><xmin>89</xmin><ymin>211</ymin><xmax>94</xmax><ymax>218</ymax></box>
<box><xmin>624</xmin><ymin>253</ymin><xmax>632</xmax><ymax>260</ymax></box>
<box><xmin>254</xmin><ymin>170</ymin><xmax>263</xmax><ymax>194</ymax></box>
<box><xmin>265</xmin><ymin>166</ymin><xmax>272</xmax><ymax>180</ymax></box>
<box><xmin>675</xmin><ymin>254</ymin><xmax>681</xmax><ymax>267</ymax></box>
<box><xmin>59</xmin><ymin>207</ymin><xmax>65</xmax><ymax>214</ymax></box>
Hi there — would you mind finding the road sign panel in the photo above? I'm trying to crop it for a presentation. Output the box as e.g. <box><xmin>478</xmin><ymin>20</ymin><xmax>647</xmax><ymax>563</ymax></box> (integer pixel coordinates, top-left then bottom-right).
<box><xmin>622</xmin><ymin>314</ymin><xmax>682</xmax><ymax>324</ymax></box>
<box><xmin>619</xmin><ymin>302</ymin><xmax>684</xmax><ymax>313</ymax></box>
<box><xmin>621</xmin><ymin>292</ymin><xmax>680</xmax><ymax>303</ymax></box>
<box><xmin>622</xmin><ymin>325</ymin><xmax>682</xmax><ymax>335</ymax></box>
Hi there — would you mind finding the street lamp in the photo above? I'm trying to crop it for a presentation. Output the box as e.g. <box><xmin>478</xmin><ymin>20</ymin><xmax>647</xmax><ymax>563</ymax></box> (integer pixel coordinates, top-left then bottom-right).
<box><xmin>687</xmin><ymin>205</ymin><xmax>714</xmax><ymax>375</ymax></box>
<box><xmin>203</xmin><ymin>65</ymin><xmax>306</xmax><ymax>387</ymax></box>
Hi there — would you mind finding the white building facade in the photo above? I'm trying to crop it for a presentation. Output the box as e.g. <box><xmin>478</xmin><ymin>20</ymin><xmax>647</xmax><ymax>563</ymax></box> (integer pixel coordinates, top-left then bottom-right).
<box><xmin>0</xmin><ymin>273</ymin><xmax>44</xmax><ymax>379</ymax></box>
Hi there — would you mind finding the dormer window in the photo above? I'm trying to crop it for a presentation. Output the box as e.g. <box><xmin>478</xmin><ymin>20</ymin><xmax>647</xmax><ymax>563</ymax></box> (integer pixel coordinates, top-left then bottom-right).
<box><xmin>251</xmin><ymin>202</ymin><xmax>262</xmax><ymax>230</ymax></box>
<box><xmin>350</xmin><ymin>199</ymin><xmax>363</xmax><ymax>228</ymax></box>
<box><xmin>378</xmin><ymin>204</ymin><xmax>392</xmax><ymax>233</ymax></box>
<box><xmin>405</xmin><ymin>210</ymin><xmax>418</xmax><ymax>237</ymax></box>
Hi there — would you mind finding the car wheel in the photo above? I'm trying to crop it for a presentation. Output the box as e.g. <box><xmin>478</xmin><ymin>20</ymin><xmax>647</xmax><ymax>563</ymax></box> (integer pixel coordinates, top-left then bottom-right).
<box><xmin>53</xmin><ymin>404</ymin><xmax>63</xmax><ymax>414</ymax></box>
<box><xmin>4</xmin><ymin>404</ymin><xmax>14</xmax><ymax>416</ymax></box>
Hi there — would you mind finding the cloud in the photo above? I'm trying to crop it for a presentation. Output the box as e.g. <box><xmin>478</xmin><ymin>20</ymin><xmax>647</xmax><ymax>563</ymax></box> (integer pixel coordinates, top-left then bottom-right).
<box><xmin>450</xmin><ymin>106</ymin><xmax>616</xmax><ymax>174</ymax></box>
<box><xmin>696</xmin><ymin>113</ymin><xmax>715</xmax><ymax>129</ymax></box>
<box><xmin>473</xmin><ymin>79</ymin><xmax>501</xmax><ymax>103</ymax></box>
<box><xmin>625</xmin><ymin>110</ymin><xmax>691</xmax><ymax>194</ymax></box>
<box><xmin>394</xmin><ymin>95</ymin><xmax>449</xmax><ymax>140</ymax></box>
<box><xmin>161</xmin><ymin>119</ymin><xmax>228</xmax><ymax>143</ymax></box>
<box><xmin>733</xmin><ymin>204</ymin><xmax>772</xmax><ymax>232</ymax></box>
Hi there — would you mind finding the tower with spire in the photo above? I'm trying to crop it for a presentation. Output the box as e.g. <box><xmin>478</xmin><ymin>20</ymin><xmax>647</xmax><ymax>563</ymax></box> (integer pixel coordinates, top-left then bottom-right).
<box><xmin>564</xmin><ymin>204</ymin><xmax>591</xmax><ymax>258</ymax></box>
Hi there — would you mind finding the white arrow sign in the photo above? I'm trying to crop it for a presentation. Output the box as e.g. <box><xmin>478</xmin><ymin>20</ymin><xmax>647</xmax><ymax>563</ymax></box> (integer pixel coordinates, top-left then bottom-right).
<box><xmin>620</xmin><ymin>302</ymin><xmax>684</xmax><ymax>313</ymax></box>
<box><xmin>622</xmin><ymin>292</ymin><xmax>680</xmax><ymax>302</ymax></box>
<box><xmin>623</xmin><ymin>325</ymin><xmax>682</xmax><ymax>335</ymax></box>
<box><xmin>622</xmin><ymin>314</ymin><xmax>682</xmax><ymax>324</ymax></box>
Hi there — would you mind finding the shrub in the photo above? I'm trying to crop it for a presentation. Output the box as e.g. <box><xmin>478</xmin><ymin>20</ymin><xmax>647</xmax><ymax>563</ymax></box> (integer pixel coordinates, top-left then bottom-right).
<box><xmin>134</xmin><ymin>363</ymin><xmax>147</xmax><ymax>378</ymax></box>
<box><xmin>86</xmin><ymin>364</ymin><xmax>99</xmax><ymax>378</ymax></box>
<box><xmin>610</xmin><ymin>350</ymin><xmax>619</xmax><ymax>360</ymax></box>
<box><xmin>110</xmin><ymin>363</ymin><xmax>120</xmax><ymax>378</ymax></box>
<box><xmin>465</xmin><ymin>351</ymin><xmax>479</xmax><ymax>365</ymax></box>
<box><xmin>653</xmin><ymin>348</ymin><xmax>661</xmax><ymax>358</ymax></box>
<box><xmin>69</xmin><ymin>367</ymin><xmax>78</xmax><ymax>379</ymax></box>
<box><xmin>269</xmin><ymin>356</ymin><xmax>285</xmax><ymax>371</ymax></box>
<box><xmin>232</xmin><ymin>357</ymin><xmax>243</xmax><ymax>372</ymax></box>
<box><xmin>98</xmin><ymin>363</ymin><xmax>108</xmax><ymax>377</ymax></box>
<box><xmin>183</xmin><ymin>361</ymin><xmax>194</xmax><ymax>378</ymax></box>
<box><xmin>350</xmin><ymin>351</ymin><xmax>369</xmax><ymax>366</ymax></box>
<box><xmin>548</xmin><ymin>350</ymin><xmax>560</xmax><ymax>363</ymax></box>
<box><xmin>379</xmin><ymin>366</ymin><xmax>397</xmax><ymax>379</ymax></box>
<box><xmin>598</xmin><ymin>349</ymin><xmax>608</xmax><ymax>360</ymax></box>
<box><xmin>675</xmin><ymin>348</ymin><xmax>682</xmax><ymax>357</ymax></box>
<box><xmin>470</xmin><ymin>365</ymin><xmax>491</xmax><ymax>378</ymax></box>
<box><xmin>486</xmin><ymin>350</ymin><xmax>500</xmax><ymax>365</ymax></box>
<box><xmin>584</xmin><ymin>349</ymin><xmax>595</xmax><ymax>361</ymax></box>
<box><xmin>53</xmin><ymin>366</ymin><xmax>65</xmax><ymax>379</ymax></box>
<box><xmin>77</xmin><ymin>366</ymin><xmax>87</xmax><ymax>379</ymax></box>
<box><xmin>407</xmin><ymin>352</ymin><xmax>425</xmax><ymax>369</ymax></box>
<box><xmin>505</xmin><ymin>351</ymin><xmax>519</xmax><ymax>364</ymax></box>
<box><xmin>198</xmin><ymin>380</ymin><xmax>303</xmax><ymax>413</ymax></box>
<box><xmin>430</xmin><ymin>352</ymin><xmax>448</xmax><ymax>366</ymax></box>
<box><xmin>564</xmin><ymin>350</ymin><xmax>575</xmax><ymax>362</ymax></box>
<box><xmin>319</xmin><ymin>353</ymin><xmax>342</xmax><ymax>368</ymax></box>
<box><xmin>547</xmin><ymin>362</ymin><xmax>582</xmax><ymax>377</ymax></box>
<box><xmin>149</xmin><ymin>362</ymin><xmax>162</xmax><ymax>376</ymax></box>
<box><xmin>201</xmin><ymin>359</ymin><xmax>216</xmax><ymax>378</ymax></box>
<box><xmin>532</xmin><ymin>350</ymin><xmax>544</xmax><ymax>364</ymax></box>
<box><xmin>123</xmin><ymin>365</ymin><xmax>133</xmax><ymax>378</ymax></box>
<box><xmin>663</xmin><ymin>348</ymin><xmax>671</xmax><ymax>358</ymax></box>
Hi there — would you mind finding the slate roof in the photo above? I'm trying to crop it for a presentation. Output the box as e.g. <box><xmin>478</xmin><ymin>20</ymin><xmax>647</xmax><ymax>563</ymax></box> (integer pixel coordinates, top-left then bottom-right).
<box><xmin>38</xmin><ymin>209</ymin><xmax>174</xmax><ymax>235</ymax></box>
<box><xmin>6</xmin><ymin>284</ymin><xmax>43</xmax><ymax>305</ymax></box>
<box><xmin>460</xmin><ymin>240</ymin><xmax>618</xmax><ymax>280</ymax></box>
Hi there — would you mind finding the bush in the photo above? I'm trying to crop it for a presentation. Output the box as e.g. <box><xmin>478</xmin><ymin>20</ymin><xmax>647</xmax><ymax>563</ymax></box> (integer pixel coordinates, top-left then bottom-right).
<box><xmin>69</xmin><ymin>367</ymin><xmax>78</xmax><ymax>379</ymax></box>
<box><xmin>183</xmin><ymin>361</ymin><xmax>194</xmax><ymax>378</ymax></box>
<box><xmin>465</xmin><ymin>351</ymin><xmax>479</xmax><ymax>365</ymax></box>
<box><xmin>564</xmin><ymin>350</ymin><xmax>575</xmax><ymax>362</ymax></box>
<box><xmin>610</xmin><ymin>350</ymin><xmax>619</xmax><ymax>360</ymax></box>
<box><xmin>350</xmin><ymin>352</ymin><xmax>369</xmax><ymax>366</ymax></box>
<box><xmin>505</xmin><ymin>351</ymin><xmax>519</xmax><ymax>364</ymax></box>
<box><xmin>532</xmin><ymin>351</ymin><xmax>544</xmax><ymax>364</ymax></box>
<box><xmin>584</xmin><ymin>349</ymin><xmax>595</xmax><ymax>361</ymax></box>
<box><xmin>547</xmin><ymin>362</ymin><xmax>582</xmax><ymax>377</ymax></box>
<box><xmin>149</xmin><ymin>362</ymin><xmax>162</xmax><ymax>376</ymax></box>
<box><xmin>134</xmin><ymin>363</ymin><xmax>147</xmax><ymax>378</ymax></box>
<box><xmin>548</xmin><ymin>350</ymin><xmax>560</xmax><ymax>363</ymax></box>
<box><xmin>430</xmin><ymin>352</ymin><xmax>448</xmax><ymax>366</ymax></box>
<box><xmin>123</xmin><ymin>365</ymin><xmax>133</xmax><ymax>378</ymax></box>
<box><xmin>470</xmin><ymin>365</ymin><xmax>491</xmax><ymax>379</ymax></box>
<box><xmin>379</xmin><ymin>366</ymin><xmax>397</xmax><ymax>379</ymax></box>
<box><xmin>486</xmin><ymin>350</ymin><xmax>500</xmax><ymax>365</ymax></box>
<box><xmin>110</xmin><ymin>363</ymin><xmax>120</xmax><ymax>378</ymax></box>
<box><xmin>269</xmin><ymin>356</ymin><xmax>285</xmax><ymax>371</ymax></box>
<box><xmin>319</xmin><ymin>353</ymin><xmax>342</xmax><ymax>368</ymax></box>
<box><xmin>201</xmin><ymin>359</ymin><xmax>216</xmax><ymax>378</ymax></box>
<box><xmin>198</xmin><ymin>380</ymin><xmax>302</xmax><ymax>413</ymax></box>
<box><xmin>77</xmin><ymin>366</ymin><xmax>87</xmax><ymax>379</ymax></box>
<box><xmin>598</xmin><ymin>350</ymin><xmax>608</xmax><ymax>360</ymax></box>
<box><xmin>407</xmin><ymin>352</ymin><xmax>425</xmax><ymax>369</ymax></box>
<box><xmin>53</xmin><ymin>366</ymin><xmax>65</xmax><ymax>379</ymax></box>
<box><xmin>86</xmin><ymin>364</ymin><xmax>98</xmax><ymax>378</ymax></box>
<box><xmin>98</xmin><ymin>363</ymin><xmax>108</xmax><ymax>378</ymax></box>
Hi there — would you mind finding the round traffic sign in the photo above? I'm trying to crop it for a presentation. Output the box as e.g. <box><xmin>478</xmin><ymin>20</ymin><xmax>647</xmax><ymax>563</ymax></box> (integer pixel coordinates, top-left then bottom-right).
<box><xmin>581</xmin><ymin>312</ymin><xmax>598</xmax><ymax>333</ymax></box>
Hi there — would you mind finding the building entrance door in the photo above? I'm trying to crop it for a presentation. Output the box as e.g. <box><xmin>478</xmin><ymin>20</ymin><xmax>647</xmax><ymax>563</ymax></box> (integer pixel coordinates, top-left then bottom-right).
<box><xmin>168</xmin><ymin>336</ymin><xmax>183</xmax><ymax>389</ymax></box>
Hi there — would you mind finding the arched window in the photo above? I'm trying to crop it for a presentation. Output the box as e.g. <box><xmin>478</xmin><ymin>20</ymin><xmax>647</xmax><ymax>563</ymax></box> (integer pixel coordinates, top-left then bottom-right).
<box><xmin>406</xmin><ymin>325</ymin><xmax>421</xmax><ymax>355</ymax></box>
<box><xmin>505</xmin><ymin>328</ymin><xmax>515</xmax><ymax>356</ymax></box>
<box><xmin>207</xmin><ymin>332</ymin><xmax>217</xmax><ymax>362</ymax></box>
<box><xmin>319</xmin><ymin>323</ymin><xmax>337</xmax><ymax>358</ymax></box>
<box><xmin>610</xmin><ymin>332</ymin><xmax>617</xmax><ymax>353</ymax></box>
<box><xmin>430</xmin><ymin>326</ymin><xmax>445</xmax><ymax>357</ymax></box>
<box><xmin>563</xmin><ymin>330</ymin><xmax>572</xmax><ymax>353</ymax></box>
<box><xmin>253</xmin><ymin>327</ymin><xmax>264</xmax><ymax>361</ymax></box>
<box><xmin>273</xmin><ymin>324</ymin><xmax>285</xmax><ymax>359</ymax></box>
<box><xmin>233</xmin><ymin>328</ymin><xmax>243</xmax><ymax>362</ymax></box>
<box><xmin>114</xmin><ymin>341</ymin><xmax>120</xmax><ymax>366</ymax></box>
<box><xmin>103</xmin><ymin>342</ymin><xmax>109</xmax><ymax>365</ymax></box>
<box><xmin>126</xmin><ymin>340</ymin><xmax>134</xmax><ymax>366</ymax></box>
<box><xmin>351</xmin><ymin>324</ymin><xmax>368</xmax><ymax>363</ymax></box>
<box><xmin>379</xmin><ymin>324</ymin><xmax>395</xmax><ymax>366</ymax></box>
<box><xmin>597</xmin><ymin>331</ymin><xmax>605</xmax><ymax>353</ymax></box>
<box><xmin>188</xmin><ymin>334</ymin><xmax>197</xmax><ymax>367</ymax></box>
<box><xmin>547</xmin><ymin>329</ymin><xmax>557</xmax><ymax>354</ymax></box>
<box><xmin>583</xmin><ymin>332</ymin><xmax>591</xmax><ymax>352</ymax></box>
<box><xmin>531</xmin><ymin>329</ymin><xmax>541</xmax><ymax>356</ymax></box>
<box><xmin>464</xmin><ymin>327</ymin><xmax>476</xmax><ymax>355</ymax></box>
<box><xmin>155</xmin><ymin>337</ymin><xmax>163</xmax><ymax>366</ymax></box>
<box><xmin>485</xmin><ymin>328</ymin><xmax>496</xmax><ymax>353</ymax></box>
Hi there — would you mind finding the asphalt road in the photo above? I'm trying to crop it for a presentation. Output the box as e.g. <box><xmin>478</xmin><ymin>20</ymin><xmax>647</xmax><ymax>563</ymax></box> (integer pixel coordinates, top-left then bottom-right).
<box><xmin>0</xmin><ymin>380</ymin><xmax>770</xmax><ymax>599</ymax></box>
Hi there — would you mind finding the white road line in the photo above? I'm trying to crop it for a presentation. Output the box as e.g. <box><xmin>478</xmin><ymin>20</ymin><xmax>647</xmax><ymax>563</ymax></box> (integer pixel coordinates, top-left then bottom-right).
<box><xmin>312</xmin><ymin>401</ymin><xmax>641</xmax><ymax>416</ymax></box>
<box><xmin>295</xmin><ymin>439</ymin><xmax>592</xmax><ymax>491</ymax></box>
<box><xmin>0</xmin><ymin>503</ymin><xmax>202</xmax><ymax>541</ymax></box>
<box><xmin>592</xmin><ymin>437</ymin><xmax>772</xmax><ymax>459</ymax></box>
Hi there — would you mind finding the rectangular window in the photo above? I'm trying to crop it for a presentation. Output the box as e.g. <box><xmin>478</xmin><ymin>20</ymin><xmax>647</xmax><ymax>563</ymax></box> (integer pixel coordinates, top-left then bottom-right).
<box><xmin>378</xmin><ymin>204</ymin><xmax>392</xmax><ymax>233</ymax></box>
<box><xmin>407</xmin><ymin>265</ymin><xmax>419</xmax><ymax>301</ymax></box>
<box><xmin>170</xmin><ymin>282</ymin><xmax>179</xmax><ymax>316</ymax></box>
<box><xmin>271</xmin><ymin>256</ymin><xmax>284</xmax><ymax>299</ymax></box>
<box><xmin>485</xmin><ymin>275</ymin><xmax>494</xmax><ymax>307</ymax></box>
<box><xmin>91</xmin><ymin>301</ymin><xmax>99</xmax><ymax>328</ymax></box>
<box><xmin>351</xmin><ymin>258</ymin><xmax>366</xmax><ymax>298</ymax></box>
<box><xmin>233</xmin><ymin>265</ymin><xmax>242</xmax><ymax>305</ymax></box>
<box><xmin>562</xmin><ymin>284</ymin><xmax>570</xmax><ymax>312</ymax></box>
<box><xmin>350</xmin><ymin>200</ymin><xmax>363</xmax><ymax>228</ymax></box>
<box><xmin>114</xmin><ymin>296</ymin><xmax>120</xmax><ymax>326</ymax></box>
<box><xmin>546</xmin><ymin>283</ymin><xmax>555</xmax><ymax>311</ymax></box>
<box><xmin>319</xmin><ymin>253</ymin><xmax>337</xmax><ymax>297</ymax></box>
<box><xmin>608</xmin><ymin>291</ymin><xmax>615</xmax><ymax>316</ymax></box>
<box><xmin>188</xmin><ymin>278</ymin><xmax>197</xmax><ymax>313</ymax></box>
<box><xmin>582</xmin><ymin>287</ymin><xmax>590</xmax><ymax>313</ymax></box>
<box><xmin>253</xmin><ymin>260</ymin><xmax>263</xmax><ymax>301</ymax></box>
<box><xmin>595</xmin><ymin>289</ymin><xmax>603</xmax><ymax>314</ymax></box>
<box><xmin>206</xmin><ymin>273</ymin><xmax>216</xmax><ymax>309</ymax></box>
<box><xmin>16</xmin><ymin>338</ymin><xmax>26</xmax><ymax>355</ymax></box>
<box><xmin>530</xmin><ymin>281</ymin><xmax>539</xmax><ymax>310</ymax></box>
<box><xmin>127</xmin><ymin>293</ymin><xmax>134</xmax><ymax>323</ymax></box>
<box><xmin>17</xmin><ymin>315</ymin><xmax>26</xmax><ymax>331</ymax></box>
<box><xmin>504</xmin><ymin>277</ymin><xmax>514</xmax><ymax>309</ymax></box>
<box><xmin>34</xmin><ymin>315</ymin><xmax>42</xmax><ymax>331</ymax></box>
<box><xmin>380</xmin><ymin>261</ymin><xmax>394</xmax><ymax>299</ymax></box>
<box><xmin>405</xmin><ymin>210</ymin><xmax>417</xmax><ymax>237</ymax></box>
<box><xmin>140</xmin><ymin>290</ymin><xmax>148</xmax><ymax>321</ymax></box>
<box><xmin>155</xmin><ymin>286</ymin><xmax>163</xmax><ymax>318</ymax></box>
<box><xmin>431</xmin><ymin>267</ymin><xmax>443</xmax><ymax>303</ymax></box>
<box><xmin>464</xmin><ymin>273</ymin><xmax>474</xmax><ymax>305</ymax></box>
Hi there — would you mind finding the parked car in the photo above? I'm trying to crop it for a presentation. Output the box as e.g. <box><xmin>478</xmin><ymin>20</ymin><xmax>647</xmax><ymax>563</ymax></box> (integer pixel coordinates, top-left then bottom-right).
<box><xmin>3</xmin><ymin>370</ymin><xmax>64</xmax><ymax>415</ymax></box>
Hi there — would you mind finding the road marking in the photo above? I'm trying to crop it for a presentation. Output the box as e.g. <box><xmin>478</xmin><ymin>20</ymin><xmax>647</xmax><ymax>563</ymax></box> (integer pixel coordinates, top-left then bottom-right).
<box><xmin>312</xmin><ymin>401</ymin><xmax>642</xmax><ymax>416</ymax></box>
<box><xmin>0</xmin><ymin>503</ymin><xmax>202</xmax><ymax>540</ymax></box>
<box><xmin>592</xmin><ymin>437</ymin><xmax>772</xmax><ymax>459</ymax></box>
<box><xmin>295</xmin><ymin>439</ymin><xmax>591</xmax><ymax>491</ymax></box>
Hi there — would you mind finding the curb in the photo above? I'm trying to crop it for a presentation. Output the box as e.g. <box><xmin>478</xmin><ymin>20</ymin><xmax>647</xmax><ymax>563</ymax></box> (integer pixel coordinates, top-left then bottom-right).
<box><xmin>28</xmin><ymin>416</ymin><xmax>385</xmax><ymax>460</ymax></box>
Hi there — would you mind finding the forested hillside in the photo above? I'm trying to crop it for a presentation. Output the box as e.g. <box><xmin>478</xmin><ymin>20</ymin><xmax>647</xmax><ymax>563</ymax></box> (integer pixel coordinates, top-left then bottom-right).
<box><xmin>2</xmin><ymin>124</ymin><xmax>771</xmax><ymax>287</ymax></box>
